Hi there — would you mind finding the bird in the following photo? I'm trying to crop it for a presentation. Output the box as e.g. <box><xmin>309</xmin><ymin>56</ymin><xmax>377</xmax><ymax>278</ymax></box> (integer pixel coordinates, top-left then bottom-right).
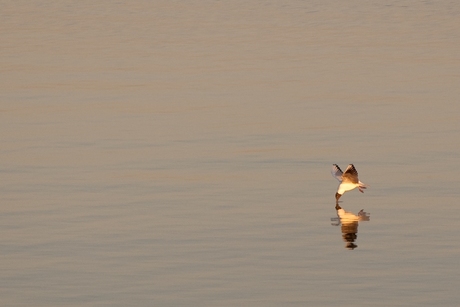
<box><xmin>331</xmin><ymin>164</ymin><xmax>368</xmax><ymax>202</ymax></box>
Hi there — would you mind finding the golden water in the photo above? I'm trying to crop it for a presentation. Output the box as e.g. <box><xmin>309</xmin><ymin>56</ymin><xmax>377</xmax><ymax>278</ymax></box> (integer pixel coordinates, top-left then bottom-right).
<box><xmin>1</xmin><ymin>1</ymin><xmax>459</xmax><ymax>306</ymax></box>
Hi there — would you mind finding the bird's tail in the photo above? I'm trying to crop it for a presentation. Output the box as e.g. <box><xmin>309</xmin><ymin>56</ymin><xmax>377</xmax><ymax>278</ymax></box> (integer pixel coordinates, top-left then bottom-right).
<box><xmin>358</xmin><ymin>181</ymin><xmax>368</xmax><ymax>193</ymax></box>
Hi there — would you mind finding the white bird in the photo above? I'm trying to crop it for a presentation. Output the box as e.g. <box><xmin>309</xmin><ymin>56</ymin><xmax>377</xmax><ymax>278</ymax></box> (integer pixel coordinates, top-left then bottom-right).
<box><xmin>331</xmin><ymin>164</ymin><xmax>368</xmax><ymax>202</ymax></box>
<box><xmin>335</xmin><ymin>204</ymin><xmax>370</xmax><ymax>222</ymax></box>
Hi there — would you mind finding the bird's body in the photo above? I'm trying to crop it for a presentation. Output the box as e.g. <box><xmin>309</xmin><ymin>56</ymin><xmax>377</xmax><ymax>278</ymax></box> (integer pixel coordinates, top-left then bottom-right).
<box><xmin>331</xmin><ymin>164</ymin><xmax>368</xmax><ymax>202</ymax></box>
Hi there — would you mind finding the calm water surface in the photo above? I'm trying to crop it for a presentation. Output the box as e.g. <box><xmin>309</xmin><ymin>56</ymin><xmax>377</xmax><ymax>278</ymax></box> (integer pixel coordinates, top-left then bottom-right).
<box><xmin>1</xmin><ymin>1</ymin><xmax>460</xmax><ymax>306</ymax></box>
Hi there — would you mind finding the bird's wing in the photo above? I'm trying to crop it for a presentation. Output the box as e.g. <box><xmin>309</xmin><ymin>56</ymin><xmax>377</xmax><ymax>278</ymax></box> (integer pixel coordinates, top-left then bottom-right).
<box><xmin>331</xmin><ymin>164</ymin><xmax>343</xmax><ymax>182</ymax></box>
<box><xmin>342</xmin><ymin>164</ymin><xmax>359</xmax><ymax>183</ymax></box>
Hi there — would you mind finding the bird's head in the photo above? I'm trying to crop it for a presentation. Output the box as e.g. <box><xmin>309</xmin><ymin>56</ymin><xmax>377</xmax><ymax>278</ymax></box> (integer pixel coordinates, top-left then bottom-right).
<box><xmin>335</xmin><ymin>192</ymin><xmax>342</xmax><ymax>202</ymax></box>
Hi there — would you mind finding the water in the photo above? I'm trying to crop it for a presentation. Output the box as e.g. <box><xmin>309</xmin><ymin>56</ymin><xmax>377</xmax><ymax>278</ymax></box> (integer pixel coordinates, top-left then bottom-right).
<box><xmin>1</xmin><ymin>1</ymin><xmax>459</xmax><ymax>306</ymax></box>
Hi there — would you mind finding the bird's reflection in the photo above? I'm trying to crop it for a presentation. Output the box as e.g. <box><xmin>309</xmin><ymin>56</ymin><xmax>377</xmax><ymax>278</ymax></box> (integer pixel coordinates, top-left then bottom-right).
<box><xmin>330</xmin><ymin>204</ymin><xmax>370</xmax><ymax>250</ymax></box>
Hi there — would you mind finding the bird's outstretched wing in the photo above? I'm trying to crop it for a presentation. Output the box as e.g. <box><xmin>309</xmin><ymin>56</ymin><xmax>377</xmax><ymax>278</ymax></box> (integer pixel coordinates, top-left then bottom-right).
<box><xmin>331</xmin><ymin>164</ymin><xmax>343</xmax><ymax>182</ymax></box>
<box><xmin>342</xmin><ymin>164</ymin><xmax>359</xmax><ymax>183</ymax></box>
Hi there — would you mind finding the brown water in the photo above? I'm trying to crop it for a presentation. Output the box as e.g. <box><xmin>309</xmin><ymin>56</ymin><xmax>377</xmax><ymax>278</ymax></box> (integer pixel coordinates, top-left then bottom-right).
<box><xmin>1</xmin><ymin>1</ymin><xmax>460</xmax><ymax>306</ymax></box>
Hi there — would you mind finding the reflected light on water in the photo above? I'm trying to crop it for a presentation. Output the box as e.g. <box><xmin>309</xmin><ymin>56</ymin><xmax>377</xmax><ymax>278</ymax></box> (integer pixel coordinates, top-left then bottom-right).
<box><xmin>331</xmin><ymin>204</ymin><xmax>370</xmax><ymax>250</ymax></box>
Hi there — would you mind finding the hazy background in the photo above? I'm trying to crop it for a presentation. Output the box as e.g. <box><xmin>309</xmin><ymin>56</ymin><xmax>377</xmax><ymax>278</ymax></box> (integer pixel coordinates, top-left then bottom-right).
<box><xmin>1</xmin><ymin>1</ymin><xmax>459</xmax><ymax>306</ymax></box>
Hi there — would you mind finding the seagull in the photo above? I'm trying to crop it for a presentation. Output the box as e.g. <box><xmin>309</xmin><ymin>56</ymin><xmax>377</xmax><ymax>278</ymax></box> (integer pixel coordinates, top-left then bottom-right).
<box><xmin>331</xmin><ymin>164</ymin><xmax>368</xmax><ymax>202</ymax></box>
